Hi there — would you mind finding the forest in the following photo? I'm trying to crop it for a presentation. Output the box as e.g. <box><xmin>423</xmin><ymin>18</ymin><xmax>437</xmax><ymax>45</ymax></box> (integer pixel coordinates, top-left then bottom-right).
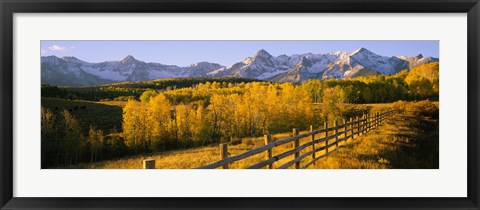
<box><xmin>41</xmin><ymin>62</ymin><xmax>439</xmax><ymax>168</ymax></box>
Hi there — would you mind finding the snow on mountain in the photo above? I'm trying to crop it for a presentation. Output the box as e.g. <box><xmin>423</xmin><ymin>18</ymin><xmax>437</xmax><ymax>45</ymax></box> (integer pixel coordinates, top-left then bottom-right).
<box><xmin>207</xmin><ymin>49</ymin><xmax>344</xmax><ymax>82</ymax></box>
<box><xmin>41</xmin><ymin>55</ymin><xmax>223</xmax><ymax>86</ymax></box>
<box><xmin>41</xmin><ymin>56</ymin><xmax>114</xmax><ymax>86</ymax></box>
<box><xmin>41</xmin><ymin>48</ymin><xmax>439</xmax><ymax>86</ymax></box>
<box><xmin>321</xmin><ymin>48</ymin><xmax>411</xmax><ymax>80</ymax></box>
<box><xmin>208</xmin><ymin>49</ymin><xmax>292</xmax><ymax>79</ymax></box>
<box><xmin>269</xmin><ymin>56</ymin><xmax>321</xmax><ymax>83</ymax></box>
<box><xmin>184</xmin><ymin>62</ymin><xmax>224</xmax><ymax>77</ymax></box>
<box><xmin>396</xmin><ymin>54</ymin><xmax>439</xmax><ymax>69</ymax></box>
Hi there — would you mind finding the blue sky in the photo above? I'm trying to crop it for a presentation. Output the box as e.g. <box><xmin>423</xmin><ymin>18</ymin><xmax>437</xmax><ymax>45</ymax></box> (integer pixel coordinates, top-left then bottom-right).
<box><xmin>41</xmin><ymin>40</ymin><xmax>439</xmax><ymax>66</ymax></box>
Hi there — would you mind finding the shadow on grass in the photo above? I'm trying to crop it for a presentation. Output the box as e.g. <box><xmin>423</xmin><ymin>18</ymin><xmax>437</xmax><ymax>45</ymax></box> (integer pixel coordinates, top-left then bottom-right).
<box><xmin>310</xmin><ymin>111</ymin><xmax>439</xmax><ymax>169</ymax></box>
<box><xmin>376</xmin><ymin>114</ymin><xmax>439</xmax><ymax>169</ymax></box>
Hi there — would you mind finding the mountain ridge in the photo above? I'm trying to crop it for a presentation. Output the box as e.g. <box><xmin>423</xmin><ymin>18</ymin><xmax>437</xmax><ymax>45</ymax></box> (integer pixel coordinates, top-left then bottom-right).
<box><xmin>41</xmin><ymin>48</ymin><xmax>439</xmax><ymax>86</ymax></box>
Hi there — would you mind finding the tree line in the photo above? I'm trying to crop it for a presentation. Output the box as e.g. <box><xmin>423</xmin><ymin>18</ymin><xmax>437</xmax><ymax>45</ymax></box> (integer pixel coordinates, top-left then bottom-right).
<box><xmin>321</xmin><ymin>62</ymin><xmax>439</xmax><ymax>103</ymax></box>
<box><xmin>122</xmin><ymin>82</ymin><xmax>324</xmax><ymax>153</ymax></box>
<box><xmin>41</xmin><ymin>77</ymin><xmax>260</xmax><ymax>101</ymax></box>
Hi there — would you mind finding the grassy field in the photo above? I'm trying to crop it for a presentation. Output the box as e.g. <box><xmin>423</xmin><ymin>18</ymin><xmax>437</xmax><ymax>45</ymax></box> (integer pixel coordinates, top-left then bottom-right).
<box><xmin>70</xmin><ymin>128</ymin><xmax>335</xmax><ymax>169</ymax></box>
<box><xmin>310</xmin><ymin>110</ymin><xmax>439</xmax><ymax>169</ymax></box>
<box><xmin>44</xmin><ymin>99</ymin><xmax>438</xmax><ymax>169</ymax></box>
<box><xmin>41</xmin><ymin>97</ymin><xmax>123</xmax><ymax>133</ymax></box>
<box><xmin>70</xmin><ymin>102</ymin><xmax>437</xmax><ymax>169</ymax></box>
<box><xmin>97</xmin><ymin>100</ymin><xmax>127</xmax><ymax>107</ymax></box>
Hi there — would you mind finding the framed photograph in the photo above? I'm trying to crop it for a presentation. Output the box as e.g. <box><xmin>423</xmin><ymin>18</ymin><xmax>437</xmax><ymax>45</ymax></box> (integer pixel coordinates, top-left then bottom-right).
<box><xmin>1</xmin><ymin>0</ymin><xmax>479</xmax><ymax>209</ymax></box>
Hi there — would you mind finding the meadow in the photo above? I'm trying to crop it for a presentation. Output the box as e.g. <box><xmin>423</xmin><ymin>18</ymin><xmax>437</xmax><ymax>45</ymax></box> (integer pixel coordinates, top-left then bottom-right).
<box><xmin>53</xmin><ymin>101</ymin><xmax>438</xmax><ymax>169</ymax></box>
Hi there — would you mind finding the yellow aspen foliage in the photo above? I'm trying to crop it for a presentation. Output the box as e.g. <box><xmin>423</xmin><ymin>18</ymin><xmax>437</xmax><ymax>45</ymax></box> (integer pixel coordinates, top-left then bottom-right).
<box><xmin>121</xmin><ymin>81</ymin><xmax>328</xmax><ymax>151</ymax></box>
<box><xmin>405</xmin><ymin>62</ymin><xmax>439</xmax><ymax>98</ymax></box>
<box><xmin>322</xmin><ymin>86</ymin><xmax>345</xmax><ymax>122</ymax></box>
<box><xmin>41</xmin><ymin>107</ymin><xmax>55</xmax><ymax>136</ymax></box>
<box><xmin>147</xmin><ymin>93</ymin><xmax>172</xmax><ymax>150</ymax></box>
<box><xmin>122</xmin><ymin>99</ymin><xmax>148</xmax><ymax>151</ymax></box>
<box><xmin>88</xmin><ymin>125</ymin><xmax>104</xmax><ymax>162</ymax></box>
<box><xmin>62</xmin><ymin>109</ymin><xmax>84</xmax><ymax>165</ymax></box>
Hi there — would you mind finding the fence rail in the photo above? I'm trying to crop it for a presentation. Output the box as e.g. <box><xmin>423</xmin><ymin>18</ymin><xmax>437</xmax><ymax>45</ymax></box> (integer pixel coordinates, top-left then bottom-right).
<box><xmin>194</xmin><ymin>110</ymin><xmax>398</xmax><ymax>169</ymax></box>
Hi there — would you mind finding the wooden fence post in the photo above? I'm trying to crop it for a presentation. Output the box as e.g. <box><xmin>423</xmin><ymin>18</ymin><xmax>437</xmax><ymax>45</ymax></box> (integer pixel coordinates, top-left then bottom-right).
<box><xmin>220</xmin><ymin>143</ymin><xmax>228</xmax><ymax>169</ymax></box>
<box><xmin>292</xmin><ymin>128</ymin><xmax>300</xmax><ymax>169</ymax></box>
<box><xmin>372</xmin><ymin>113</ymin><xmax>375</xmax><ymax>129</ymax></box>
<box><xmin>360</xmin><ymin>115</ymin><xmax>365</xmax><ymax>135</ymax></box>
<box><xmin>356</xmin><ymin>116</ymin><xmax>360</xmax><ymax>137</ymax></box>
<box><xmin>383</xmin><ymin>111</ymin><xmax>386</xmax><ymax>124</ymax></box>
<box><xmin>379</xmin><ymin>112</ymin><xmax>382</xmax><ymax>126</ymax></box>
<box><xmin>349</xmin><ymin>117</ymin><xmax>353</xmax><ymax>140</ymax></box>
<box><xmin>373</xmin><ymin>113</ymin><xmax>376</xmax><ymax>129</ymax></box>
<box><xmin>324</xmin><ymin>121</ymin><xmax>329</xmax><ymax>154</ymax></box>
<box><xmin>379</xmin><ymin>112</ymin><xmax>381</xmax><ymax>126</ymax></box>
<box><xmin>362</xmin><ymin>115</ymin><xmax>366</xmax><ymax>134</ymax></box>
<box><xmin>143</xmin><ymin>159</ymin><xmax>155</xmax><ymax>169</ymax></box>
<box><xmin>382</xmin><ymin>111</ymin><xmax>386</xmax><ymax>124</ymax></box>
<box><xmin>367</xmin><ymin>114</ymin><xmax>371</xmax><ymax>132</ymax></box>
<box><xmin>310</xmin><ymin>125</ymin><xmax>316</xmax><ymax>160</ymax></box>
<box><xmin>342</xmin><ymin>118</ymin><xmax>347</xmax><ymax>142</ymax></box>
<box><xmin>264</xmin><ymin>135</ymin><xmax>273</xmax><ymax>169</ymax></box>
<box><xmin>370</xmin><ymin>114</ymin><xmax>373</xmax><ymax>130</ymax></box>
<box><xmin>334</xmin><ymin>120</ymin><xmax>339</xmax><ymax>148</ymax></box>
<box><xmin>376</xmin><ymin>112</ymin><xmax>379</xmax><ymax>128</ymax></box>
<box><xmin>365</xmin><ymin>114</ymin><xmax>370</xmax><ymax>133</ymax></box>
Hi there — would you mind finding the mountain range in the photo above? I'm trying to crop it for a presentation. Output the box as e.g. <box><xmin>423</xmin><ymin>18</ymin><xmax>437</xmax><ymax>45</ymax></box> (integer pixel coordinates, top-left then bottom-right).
<box><xmin>41</xmin><ymin>47</ymin><xmax>439</xmax><ymax>86</ymax></box>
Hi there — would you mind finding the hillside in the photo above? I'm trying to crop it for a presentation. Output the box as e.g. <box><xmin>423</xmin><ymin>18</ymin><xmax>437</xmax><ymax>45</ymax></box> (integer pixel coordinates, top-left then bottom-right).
<box><xmin>41</xmin><ymin>77</ymin><xmax>261</xmax><ymax>101</ymax></box>
<box><xmin>41</xmin><ymin>98</ymin><xmax>122</xmax><ymax>133</ymax></box>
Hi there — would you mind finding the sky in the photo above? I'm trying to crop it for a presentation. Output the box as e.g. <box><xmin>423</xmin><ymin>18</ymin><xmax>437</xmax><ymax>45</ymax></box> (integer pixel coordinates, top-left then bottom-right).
<box><xmin>41</xmin><ymin>40</ymin><xmax>439</xmax><ymax>66</ymax></box>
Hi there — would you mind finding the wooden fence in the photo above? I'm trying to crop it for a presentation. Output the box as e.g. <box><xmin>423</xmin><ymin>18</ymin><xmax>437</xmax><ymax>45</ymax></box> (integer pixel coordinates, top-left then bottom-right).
<box><xmin>194</xmin><ymin>110</ymin><xmax>398</xmax><ymax>169</ymax></box>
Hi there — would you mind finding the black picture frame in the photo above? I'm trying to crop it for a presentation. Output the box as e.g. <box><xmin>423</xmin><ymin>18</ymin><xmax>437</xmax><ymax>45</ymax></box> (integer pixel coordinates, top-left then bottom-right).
<box><xmin>1</xmin><ymin>0</ymin><xmax>479</xmax><ymax>209</ymax></box>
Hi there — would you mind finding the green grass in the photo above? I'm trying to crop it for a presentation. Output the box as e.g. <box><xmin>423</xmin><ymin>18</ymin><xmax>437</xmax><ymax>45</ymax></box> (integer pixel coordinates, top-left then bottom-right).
<box><xmin>41</xmin><ymin>97</ymin><xmax>123</xmax><ymax>133</ymax></box>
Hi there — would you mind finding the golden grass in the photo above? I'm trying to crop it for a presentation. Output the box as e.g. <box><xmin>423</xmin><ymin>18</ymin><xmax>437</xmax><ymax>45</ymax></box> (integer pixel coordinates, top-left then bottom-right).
<box><xmin>309</xmin><ymin>111</ymin><xmax>439</xmax><ymax>169</ymax></box>
<box><xmin>75</xmin><ymin>122</ymin><xmax>355</xmax><ymax>169</ymax></box>
<box><xmin>78</xmin><ymin>131</ymin><xmax>305</xmax><ymax>169</ymax></box>
<box><xmin>72</xmin><ymin>102</ymin><xmax>438</xmax><ymax>169</ymax></box>
<box><xmin>96</xmin><ymin>100</ymin><xmax>127</xmax><ymax>107</ymax></box>
<box><xmin>308</xmin><ymin>124</ymin><xmax>394</xmax><ymax>169</ymax></box>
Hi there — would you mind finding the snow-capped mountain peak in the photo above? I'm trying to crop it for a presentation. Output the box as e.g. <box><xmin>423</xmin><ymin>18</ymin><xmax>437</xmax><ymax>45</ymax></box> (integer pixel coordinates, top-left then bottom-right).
<box><xmin>61</xmin><ymin>56</ymin><xmax>84</xmax><ymax>63</ymax></box>
<box><xmin>255</xmin><ymin>49</ymin><xmax>272</xmax><ymax>57</ymax></box>
<box><xmin>120</xmin><ymin>55</ymin><xmax>138</xmax><ymax>63</ymax></box>
<box><xmin>350</xmin><ymin>47</ymin><xmax>375</xmax><ymax>56</ymax></box>
<box><xmin>42</xmin><ymin>48</ymin><xmax>439</xmax><ymax>86</ymax></box>
<box><xmin>42</xmin><ymin>55</ymin><xmax>224</xmax><ymax>86</ymax></box>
